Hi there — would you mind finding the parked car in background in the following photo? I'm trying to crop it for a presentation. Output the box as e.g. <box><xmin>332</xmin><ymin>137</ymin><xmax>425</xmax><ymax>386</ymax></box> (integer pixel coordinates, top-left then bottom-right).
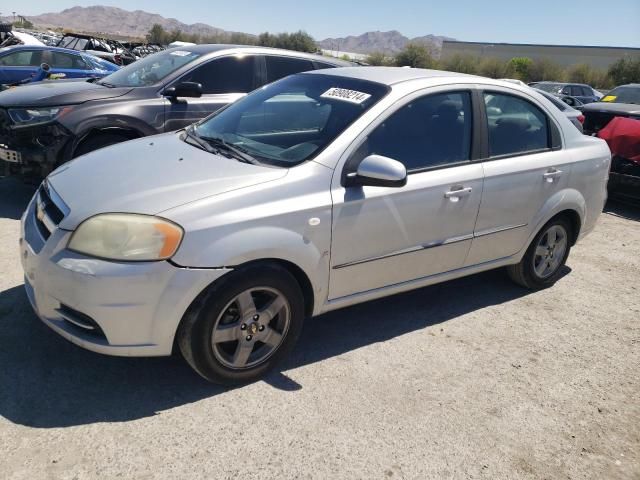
<box><xmin>534</xmin><ymin>88</ymin><xmax>584</xmax><ymax>132</ymax></box>
<box><xmin>0</xmin><ymin>45</ymin><xmax>351</xmax><ymax>177</ymax></box>
<box><xmin>582</xmin><ymin>84</ymin><xmax>640</xmax><ymax>202</ymax></box>
<box><xmin>0</xmin><ymin>45</ymin><xmax>118</xmax><ymax>85</ymax></box>
<box><xmin>57</xmin><ymin>33</ymin><xmax>136</xmax><ymax>66</ymax></box>
<box><xmin>20</xmin><ymin>67</ymin><xmax>610</xmax><ymax>384</ymax></box>
<box><xmin>534</xmin><ymin>82</ymin><xmax>600</xmax><ymax>104</ymax></box>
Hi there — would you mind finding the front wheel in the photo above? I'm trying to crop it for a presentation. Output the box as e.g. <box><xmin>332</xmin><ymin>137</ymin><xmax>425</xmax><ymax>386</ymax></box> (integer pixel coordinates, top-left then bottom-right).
<box><xmin>177</xmin><ymin>264</ymin><xmax>305</xmax><ymax>384</ymax></box>
<box><xmin>507</xmin><ymin>218</ymin><xmax>572</xmax><ymax>290</ymax></box>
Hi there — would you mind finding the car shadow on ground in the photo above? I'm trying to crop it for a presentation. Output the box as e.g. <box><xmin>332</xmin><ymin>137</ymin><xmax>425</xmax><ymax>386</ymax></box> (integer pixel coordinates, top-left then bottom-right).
<box><xmin>0</xmin><ymin>266</ymin><xmax>569</xmax><ymax>429</ymax></box>
<box><xmin>0</xmin><ymin>176</ymin><xmax>36</xmax><ymax>220</ymax></box>
<box><xmin>604</xmin><ymin>199</ymin><xmax>640</xmax><ymax>222</ymax></box>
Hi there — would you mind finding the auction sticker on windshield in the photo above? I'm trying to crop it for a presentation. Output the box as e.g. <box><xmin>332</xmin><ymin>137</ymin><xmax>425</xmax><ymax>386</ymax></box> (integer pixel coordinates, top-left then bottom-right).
<box><xmin>321</xmin><ymin>88</ymin><xmax>371</xmax><ymax>104</ymax></box>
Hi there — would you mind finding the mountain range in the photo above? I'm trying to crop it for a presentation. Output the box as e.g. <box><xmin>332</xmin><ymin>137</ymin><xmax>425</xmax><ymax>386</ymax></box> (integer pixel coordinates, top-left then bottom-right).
<box><xmin>9</xmin><ymin>6</ymin><xmax>453</xmax><ymax>55</ymax></box>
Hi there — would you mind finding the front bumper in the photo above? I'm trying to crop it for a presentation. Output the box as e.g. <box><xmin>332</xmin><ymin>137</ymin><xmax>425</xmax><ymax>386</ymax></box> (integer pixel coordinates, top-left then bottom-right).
<box><xmin>0</xmin><ymin>117</ymin><xmax>73</xmax><ymax>177</ymax></box>
<box><xmin>20</xmin><ymin>195</ymin><xmax>231</xmax><ymax>356</ymax></box>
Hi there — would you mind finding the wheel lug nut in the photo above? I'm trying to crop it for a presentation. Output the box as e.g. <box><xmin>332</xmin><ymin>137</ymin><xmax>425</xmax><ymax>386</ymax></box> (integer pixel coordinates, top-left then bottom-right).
<box><xmin>259</xmin><ymin>325</ymin><xmax>265</xmax><ymax>331</ymax></box>
<box><xmin>240</xmin><ymin>324</ymin><xmax>247</xmax><ymax>330</ymax></box>
<box><xmin>246</xmin><ymin>335</ymin><xmax>252</xmax><ymax>341</ymax></box>
<box><xmin>253</xmin><ymin>314</ymin><xmax>259</xmax><ymax>320</ymax></box>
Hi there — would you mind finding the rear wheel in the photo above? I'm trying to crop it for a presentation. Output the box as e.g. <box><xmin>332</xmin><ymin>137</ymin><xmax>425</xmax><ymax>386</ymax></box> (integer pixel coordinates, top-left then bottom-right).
<box><xmin>507</xmin><ymin>217</ymin><xmax>572</xmax><ymax>290</ymax></box>
<box><xmin>177</xmin><ymin>264</ymin><xmax>305</xmax><ymax>384</ymax></box>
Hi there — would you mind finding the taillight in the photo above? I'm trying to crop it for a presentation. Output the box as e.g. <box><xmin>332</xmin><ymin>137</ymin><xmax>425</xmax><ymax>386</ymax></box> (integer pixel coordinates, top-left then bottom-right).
<box><xmin>577</xmin><ymin>115</ymin><xmax>585</xmax><ymax>124</ymax></box>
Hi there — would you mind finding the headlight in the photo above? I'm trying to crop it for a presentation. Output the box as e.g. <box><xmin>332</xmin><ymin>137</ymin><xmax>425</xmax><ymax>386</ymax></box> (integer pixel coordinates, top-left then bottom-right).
<box><xmin>68</xmin><ymin>214</ymin><xmax>184</xmax><ymax>261</ymax></box>
<box><xmin>8</xmin><ymin>106</ymin><xmax>71</xmax><ymax>126</ymax></box>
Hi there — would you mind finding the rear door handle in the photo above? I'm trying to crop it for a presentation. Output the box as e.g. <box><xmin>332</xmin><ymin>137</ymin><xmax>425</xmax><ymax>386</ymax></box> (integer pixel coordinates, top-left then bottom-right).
<box><xmin>444</xmin><ymin>186</ymin><xmax>473</xmax><ymax>202</ymax></box>
<box><xmin>543</xmin><ymin>168</ymin><xmax>563</xmax><ymax>182</ymax></box>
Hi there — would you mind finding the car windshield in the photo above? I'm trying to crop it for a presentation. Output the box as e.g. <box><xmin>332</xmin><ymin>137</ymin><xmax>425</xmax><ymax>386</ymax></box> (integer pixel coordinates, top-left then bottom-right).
<box><xmin>190</xmin><ymin>73</ymin><xmax>389</xmax><ymax>167</ymax></box>
<box><xmin>600</xmin><ymin>86</ymin><xmax>640</xmax><ymax>105</ymax></box>
<box><xmin>98</xmin><ymin>48</ymin><xmax>202</xmax><ymax>87</ymax></box>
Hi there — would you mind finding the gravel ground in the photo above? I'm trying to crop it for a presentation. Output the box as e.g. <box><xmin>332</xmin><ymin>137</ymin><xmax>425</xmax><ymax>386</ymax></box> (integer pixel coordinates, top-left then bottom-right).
<box><xmin>0</xmin><ymin>176</ymin><xmax>638</xmax><ymax>480</ymax></box>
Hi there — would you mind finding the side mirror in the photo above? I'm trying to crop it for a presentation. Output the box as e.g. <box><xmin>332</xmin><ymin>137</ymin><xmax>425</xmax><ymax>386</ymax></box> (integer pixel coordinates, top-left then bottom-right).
<box><xmin>346</xmin><ymin>155</ymin><xmax>407</xmax><ymax>188</ymax></box>
<box><xmin>40</xmin><ymin>63</ymin><xmax>51</xmax><ymax>72</ymax></box>
<box><xmin>163</xmin><ymin>81</ymin><xmax>203</xmax><ymax>98</ymax></box>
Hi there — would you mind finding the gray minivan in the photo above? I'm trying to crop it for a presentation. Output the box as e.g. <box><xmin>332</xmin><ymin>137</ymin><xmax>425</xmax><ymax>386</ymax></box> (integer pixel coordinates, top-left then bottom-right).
<box><xmin>0</xmin><ymin>45</ymin><xmax>350</xmax><ymax>176</ymax></box>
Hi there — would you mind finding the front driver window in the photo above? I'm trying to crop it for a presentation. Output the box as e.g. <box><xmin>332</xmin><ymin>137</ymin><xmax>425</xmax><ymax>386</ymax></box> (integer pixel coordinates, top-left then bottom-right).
<box><xmin>352</xmin><ymin>91</ymin><xmax>473</xmax><ymax>172</ymax></box>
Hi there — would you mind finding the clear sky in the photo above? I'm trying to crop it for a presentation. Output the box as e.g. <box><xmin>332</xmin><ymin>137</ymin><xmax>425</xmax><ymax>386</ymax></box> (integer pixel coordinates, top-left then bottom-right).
<box><xmin>4</xmin><ymin>0</ymin><xmax>640</xmax><ymax>47</ymax></box>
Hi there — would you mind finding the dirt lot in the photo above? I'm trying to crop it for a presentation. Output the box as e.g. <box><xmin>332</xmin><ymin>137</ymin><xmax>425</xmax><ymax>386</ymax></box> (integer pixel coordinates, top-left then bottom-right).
<box><xmin>0</xmin><ymin>176</ymin><xmax>638</xmax><ymax>480</ymax></box>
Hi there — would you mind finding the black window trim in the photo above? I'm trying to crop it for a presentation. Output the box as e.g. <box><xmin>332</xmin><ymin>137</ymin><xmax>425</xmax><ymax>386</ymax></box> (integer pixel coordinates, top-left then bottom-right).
<box><xmin>341</xmin><ymin>88</ymin><xmax>480</xmax><ymax>182</ymax></box>
<box><xmin>477</xmin><ymin>88</ymin><xmax>563</xmax><ymax>162</ymax></box>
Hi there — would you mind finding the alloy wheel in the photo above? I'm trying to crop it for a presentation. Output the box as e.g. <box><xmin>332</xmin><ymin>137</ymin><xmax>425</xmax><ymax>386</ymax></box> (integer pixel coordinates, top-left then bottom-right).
<box><xmin>211</xmin><ymin>287</ymin><xmax>291</xmax><ymax>370</ymax></box>
<box><xmin>532</xmin><ymin>224</ymin><xmax>568</xmax><ymax>279</ymax></box>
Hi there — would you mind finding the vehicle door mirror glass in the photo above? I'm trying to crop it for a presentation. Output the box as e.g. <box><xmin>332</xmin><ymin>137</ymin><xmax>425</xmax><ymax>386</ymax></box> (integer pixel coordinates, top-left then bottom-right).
<box><xmin>347</xmin><ymin>155</ymin><xmax>407</xmax><ymax>188</ymax></box>
<box><xmin>163</xmin><ymin>81</ymin><xmax>203</xmax><ymax>98</ymax></box>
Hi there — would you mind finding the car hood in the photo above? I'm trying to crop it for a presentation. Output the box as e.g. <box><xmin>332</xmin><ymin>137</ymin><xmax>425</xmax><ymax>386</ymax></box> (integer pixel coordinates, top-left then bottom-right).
<box><xmin>48</xmin><ymin>132</ymin><xmax>288</xmax><ymax>230</ymax></box>
<box><xmin>0</xmin><ymin>79</ymin><xmax>132</xmax><ymax>107</ymax></box>
<box><xmin>582</xmin><ymin>102</ymin><xmax>640</xmax><ymax>115</ymax></box>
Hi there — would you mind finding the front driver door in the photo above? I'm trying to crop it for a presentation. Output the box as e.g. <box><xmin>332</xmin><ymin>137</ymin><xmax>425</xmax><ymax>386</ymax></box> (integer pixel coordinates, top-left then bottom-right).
<box><xmin>329</xmin><ymin>88</ymin><xmax>484</xmax><ymax>299</ymax></box>
<box><xmin>163</xmin><ymin>55</ymin><xmax>258</xmax><ymax>132</ymax></box>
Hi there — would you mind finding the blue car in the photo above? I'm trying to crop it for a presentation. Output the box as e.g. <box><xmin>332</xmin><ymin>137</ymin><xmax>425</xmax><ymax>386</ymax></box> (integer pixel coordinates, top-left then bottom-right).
<box><xmin>0</xmin><ymin>45</ymin><xmax>119</xmax><ymax>85</ymax></box>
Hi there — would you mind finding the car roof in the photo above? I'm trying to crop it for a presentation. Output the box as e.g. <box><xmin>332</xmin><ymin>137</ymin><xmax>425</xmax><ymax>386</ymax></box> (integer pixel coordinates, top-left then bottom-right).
<box><xmin>537</xmin><ymin>81</ymin><xmax>590</xmax><ymax>87</ymax></box>
<box><xmin>163</xmin><ymin>44</ymin><xmax>352</xmax><ymax>66</ymax></box>
<box><xmin>0</xmin><ymin>44</ymin><xmax>84</xmax><ymax>55</ymax></box>
<box><xmin>305</xmin><ymin>66</ymin><xmax>478</xmax><ymax>85</ymax></box>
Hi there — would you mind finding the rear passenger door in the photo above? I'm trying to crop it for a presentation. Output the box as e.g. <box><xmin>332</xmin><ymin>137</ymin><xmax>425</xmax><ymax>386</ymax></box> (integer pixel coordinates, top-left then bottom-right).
<box><xmin>163</xmin><ymin>55</ymin><xmax>259</xmax><ymax>131</ymax></box>
<box><xmin>465</xmin><ymin>90</ymin><xmax>573</xmax><ymax>266</ymax></box>
<box><xmin>46</xmin><ymin>50</ymin><xmax>92</xmax><ymax>79</ymax></box>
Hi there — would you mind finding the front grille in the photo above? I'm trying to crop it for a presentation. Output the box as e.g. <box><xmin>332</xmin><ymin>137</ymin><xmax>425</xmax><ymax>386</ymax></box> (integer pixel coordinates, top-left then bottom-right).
<box><xmin>33</xmin><ymin>181</ymin><xmax>67</xmax><ymax>240</ymax></box>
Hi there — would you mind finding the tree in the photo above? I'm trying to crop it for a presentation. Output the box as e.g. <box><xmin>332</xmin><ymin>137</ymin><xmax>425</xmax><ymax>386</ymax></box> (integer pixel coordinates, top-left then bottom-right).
<box><xmin>146</xmin><ymin>24</ymin><xmax>168</xmax><ymax>44</ymax></box>
<box><xmin>505</xmin><ymin>57</ymin><xmax>533</xmax><ymax>81</ymax></box>
<box><xmin>608</xmin><ymin>57</ymin><xmax>640</xmax><ymax>86</ymax></box>
<box><xmin>257</xmin><ymin>31</ymin><xmax>316</xmax><ymax>52</ymax></box>
<box><xmin>441</xmin><ymin>54</ymin><xmax>478</xmax><ymax>74</ymax></box>
<box><xmin>528</xmin><ymin>58</ymin><xmax>565</xmax><ymax>82</ymax></box>
<box><xmin>395</xmin><ymin>43</ymin><xmax>437</xmax><ymax>69</ymax></box>
<box><xmin>365</xmin><ymin>51</ymin><xmax>393</xmax><ymax>66</ymax></box>
<box><xmin>478</xmin><ymin>57</ymin><xmax>506</xmax><ymax>78</ymax></box>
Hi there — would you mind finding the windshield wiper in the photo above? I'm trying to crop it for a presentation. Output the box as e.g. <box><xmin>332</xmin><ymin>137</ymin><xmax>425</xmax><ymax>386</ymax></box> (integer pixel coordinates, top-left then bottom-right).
<box><xmin>198</xmin><ymin>135</ymin><xmax>260</xmax><ymax>165</ymax></box>
<box><xmin>97</xmin><ymin>80</ymin><xmax>117</xmax><ymax>88</ymax></box>
<box><xmin>183</xmin><ymin>127</ymin><xmax>219</xmax><ymax>154</ymax></box>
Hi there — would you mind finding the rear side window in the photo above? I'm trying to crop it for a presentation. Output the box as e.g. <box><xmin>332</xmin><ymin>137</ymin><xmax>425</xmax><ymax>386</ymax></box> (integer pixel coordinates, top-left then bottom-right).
<box><xmin>484</xmin><ymin>93</ymin><xmax>550</xmax><ymax>157</ymax></box>
<box><xmin>0</xmin><ymin>50</ymin><xmax>42</xmax><ymax>67</ymax></box>
<box><xmin>265</xmin><ymin>56</ymin><xmax>315</xmax><ymax>83</ymax></box>
<box><xmin>356</xmin><ymin>91</ymin><xmax>473</xmax><ymax>172</ymax></box>
<box><xmin>50</xmin><ymin>51</ymin><xmax>88</xmax><ymax>70</ymax></box>
<box><xmin>182</xmin><ymin>55</ymin><xmax>256</xmax><ymax>94</ymax></box>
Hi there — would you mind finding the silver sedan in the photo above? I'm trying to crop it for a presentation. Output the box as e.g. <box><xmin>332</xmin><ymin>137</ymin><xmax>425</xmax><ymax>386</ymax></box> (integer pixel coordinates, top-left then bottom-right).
<box><xmin>20</xmin><ymin>68</ymin><xmax>611</xmax><ymax>383</ymax></box>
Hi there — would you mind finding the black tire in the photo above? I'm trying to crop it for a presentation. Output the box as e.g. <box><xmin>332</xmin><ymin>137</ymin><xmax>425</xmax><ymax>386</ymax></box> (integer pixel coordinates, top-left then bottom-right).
<box><xmin>507</xmin><ymin>217</ymin><xmax>572</xmax><ymax>290</ymax></box>
<box><xmin>73</xmin><ymin>133</ymin><xmax>133</xmax><ymax>158</ymax></box>
<box><xmin>177</xmin><ymin>264</ymin><xmax>305</xmax><ymax>385</ymax></box>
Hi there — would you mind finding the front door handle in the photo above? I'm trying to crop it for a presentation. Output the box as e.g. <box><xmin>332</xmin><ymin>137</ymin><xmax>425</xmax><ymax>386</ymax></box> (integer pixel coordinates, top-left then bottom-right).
<box><xmin>543</xmin><ymin>168</ymin><xmax>563</xmax><ymax>183</ymax></box>
<box><xmin>444</xmin><ymin>186</ymin><xmax>473</xmax><ymax>202</ymax></box>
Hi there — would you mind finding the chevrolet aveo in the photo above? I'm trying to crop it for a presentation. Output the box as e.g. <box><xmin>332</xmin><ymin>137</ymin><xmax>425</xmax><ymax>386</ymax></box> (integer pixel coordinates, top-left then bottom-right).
<box><xmin>20</xmin><ymin>67</ymin><xmax>610</xmax><ymax>384</ymax></box>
